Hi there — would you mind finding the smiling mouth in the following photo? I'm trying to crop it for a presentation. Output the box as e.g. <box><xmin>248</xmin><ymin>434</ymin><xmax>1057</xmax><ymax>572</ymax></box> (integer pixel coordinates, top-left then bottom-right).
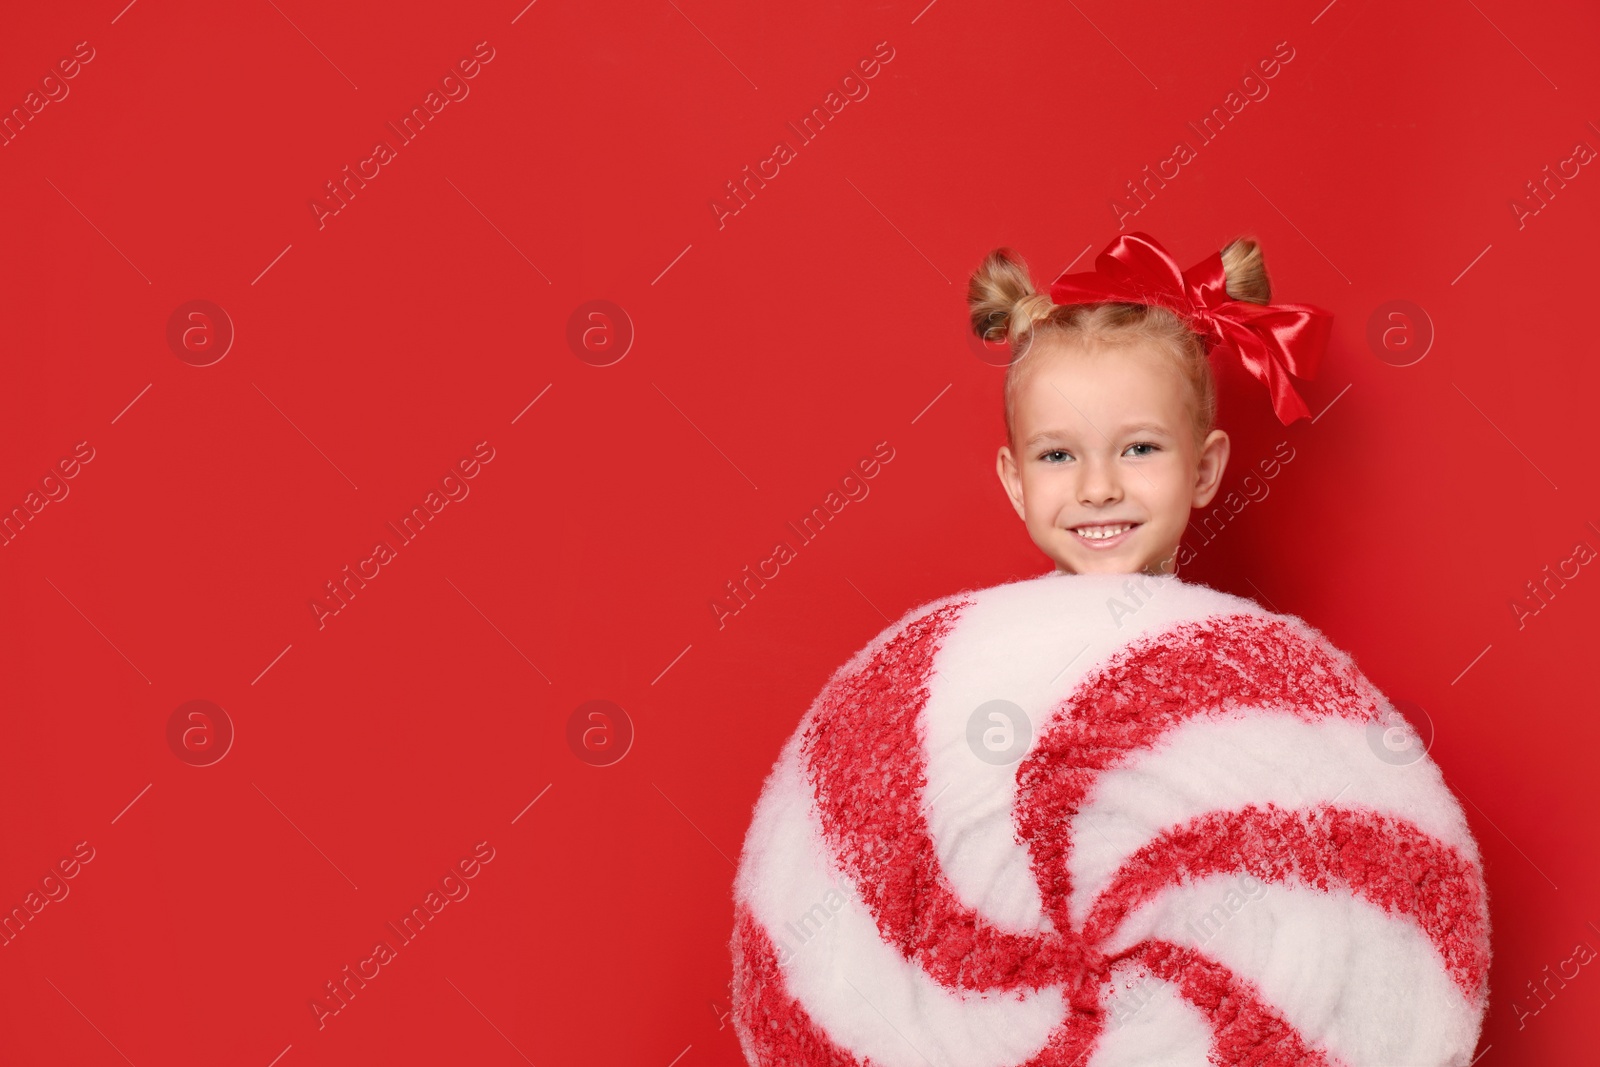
<box><xmin>1069</xmin><ymin>522</ymin><xmax>1139</xmax><ymax>548</ymax></box>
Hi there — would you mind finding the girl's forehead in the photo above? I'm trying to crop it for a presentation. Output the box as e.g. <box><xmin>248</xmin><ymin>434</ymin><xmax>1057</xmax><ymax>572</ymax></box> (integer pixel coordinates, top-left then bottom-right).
<box><xmin>1020</xmin><ymin>346</ymin><xmax>1189</xmax><ymax>408</ymax></box>
<box><xmin>1012</xmin><ymin>344</ymin><xmax>1198</xmax><ymax>445</ymax></box>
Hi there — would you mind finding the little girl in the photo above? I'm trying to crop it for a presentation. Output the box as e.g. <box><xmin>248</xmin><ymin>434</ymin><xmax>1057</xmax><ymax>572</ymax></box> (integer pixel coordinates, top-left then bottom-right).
<box><xmin>965</xmin><ymin>232</ymin><xmax>1329</xmax><ymax>580</ymax></box>
<box><xmin>731</xmin><ymin>235</ymin><xmax>1490</xmax><ymax>1065</ymax></box>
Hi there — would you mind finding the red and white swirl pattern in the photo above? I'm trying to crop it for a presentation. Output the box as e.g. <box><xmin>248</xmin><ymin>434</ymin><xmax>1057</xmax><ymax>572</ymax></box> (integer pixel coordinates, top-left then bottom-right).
<box><xmin>729</xmin><ymin>573</ymin><xmax>1489</xmax><ymax>1067</ymax></box>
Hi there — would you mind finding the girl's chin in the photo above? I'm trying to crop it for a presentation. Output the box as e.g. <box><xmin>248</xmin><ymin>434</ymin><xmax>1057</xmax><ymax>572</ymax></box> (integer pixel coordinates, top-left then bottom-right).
<box><xmin>1054</xmin><ymin>561</ymin><xmax>1155</xmax><ymax>576</ymax></box>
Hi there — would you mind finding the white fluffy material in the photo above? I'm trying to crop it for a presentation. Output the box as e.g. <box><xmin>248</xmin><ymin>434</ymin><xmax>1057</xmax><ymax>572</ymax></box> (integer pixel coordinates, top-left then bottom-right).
<box><xmin>735</xmin><ymin>725</ymin><xmax>1067</xmax><ymax>1067</ymax></box>
<box><xmin>731</xmin><ymin>572</ymin><xmax>1489</xmax><ymax>1067</ymax></box>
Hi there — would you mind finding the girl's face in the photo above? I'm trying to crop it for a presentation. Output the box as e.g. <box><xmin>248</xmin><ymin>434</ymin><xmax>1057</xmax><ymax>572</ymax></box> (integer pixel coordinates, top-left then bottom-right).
<box><xmin>996</xmin><ymin>340</ymin><xmax>1230</xmax><ymax>576</ymax></box>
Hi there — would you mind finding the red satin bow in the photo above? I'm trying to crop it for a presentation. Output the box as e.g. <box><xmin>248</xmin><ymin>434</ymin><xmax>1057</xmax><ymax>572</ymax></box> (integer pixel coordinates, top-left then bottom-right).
<box><xmin>1046</xmin><ymin>232</ymin><xmax>1332</xmax><ymax>425</ymax></box>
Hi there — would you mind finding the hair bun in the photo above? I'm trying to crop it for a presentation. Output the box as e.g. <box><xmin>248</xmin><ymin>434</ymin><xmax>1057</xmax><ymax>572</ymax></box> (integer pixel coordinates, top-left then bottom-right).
<box><xmin>1219</xmin><ymin>237</ymin><xmax>1272</xmax><ymax>304</ymax></box>
<box><xmin>967</xmin><ymin>247</ymin><xmax>1044</xmax><ymax>346</ymax></box>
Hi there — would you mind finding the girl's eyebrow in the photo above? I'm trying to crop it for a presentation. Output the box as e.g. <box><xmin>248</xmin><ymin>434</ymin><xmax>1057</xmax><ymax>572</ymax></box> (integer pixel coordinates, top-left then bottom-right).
<box><xmin>1116</xmin><ymin>423</ymin><xmax>1174</xmax><ymax>438</ymax></box>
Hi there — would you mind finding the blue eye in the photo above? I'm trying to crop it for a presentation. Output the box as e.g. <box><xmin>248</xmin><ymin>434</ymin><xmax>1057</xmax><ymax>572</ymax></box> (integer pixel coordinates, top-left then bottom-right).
<box><xmin>1038</xmin><ymin>444</ymin><xmax>1159</xmax><ymax>463</ymax></box>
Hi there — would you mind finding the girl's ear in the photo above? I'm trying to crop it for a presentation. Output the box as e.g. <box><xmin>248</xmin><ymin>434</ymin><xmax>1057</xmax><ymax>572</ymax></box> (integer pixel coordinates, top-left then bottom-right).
<box><xmin>1191</xmin><ymin>429</ymin><xmax>1230</xmax><ymax>508</ymax></box>
<box><xmin>996</xmin><ymin>445</ymin><xmax>1027</xmax><ymax>520</ymax></box>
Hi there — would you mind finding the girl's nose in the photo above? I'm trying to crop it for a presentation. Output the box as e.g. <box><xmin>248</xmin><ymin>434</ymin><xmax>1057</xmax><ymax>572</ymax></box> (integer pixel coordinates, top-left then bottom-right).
<box><xmin>1077</xmin><ymin>456</ymin><xmax>1123</xmax><ymax>505</ymax></box>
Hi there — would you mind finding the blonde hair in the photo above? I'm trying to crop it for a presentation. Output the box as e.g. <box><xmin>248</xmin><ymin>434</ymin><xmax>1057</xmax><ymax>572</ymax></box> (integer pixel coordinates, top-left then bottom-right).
<box><xmin>967</xmin><ymin>238</ymin><xmax>1272</xmax><ymax>449</ymax></box>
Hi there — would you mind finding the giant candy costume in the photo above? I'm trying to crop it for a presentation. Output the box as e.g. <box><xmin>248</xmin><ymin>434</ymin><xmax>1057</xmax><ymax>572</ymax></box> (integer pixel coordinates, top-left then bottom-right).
<box><xmin>729</xmin><ymin>572</ymin><xmax>1489</xmax><ymax>1066</ymax></box>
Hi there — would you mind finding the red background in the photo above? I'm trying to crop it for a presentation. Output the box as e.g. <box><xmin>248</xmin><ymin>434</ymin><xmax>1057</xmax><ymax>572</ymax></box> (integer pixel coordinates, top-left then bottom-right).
<box><xmin>2</xmin><ymin>0</ymin><xmax>1596</xmax><ymax>1063</ymax></box>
